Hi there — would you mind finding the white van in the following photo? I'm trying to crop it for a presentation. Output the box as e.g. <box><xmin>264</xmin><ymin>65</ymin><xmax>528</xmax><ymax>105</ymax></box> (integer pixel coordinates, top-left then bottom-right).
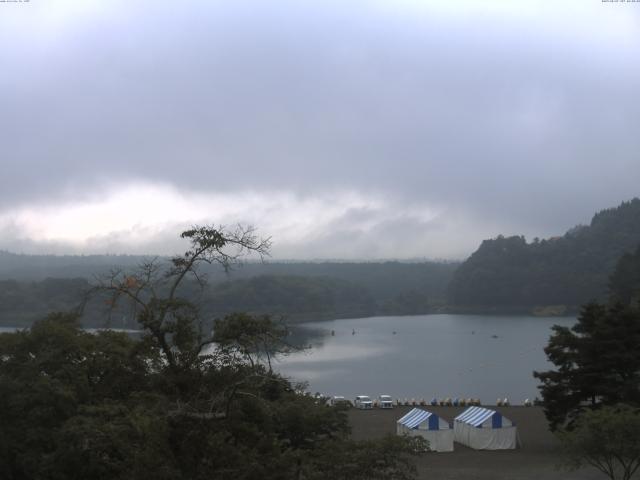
<box><xmin>354</xmin><ymin>395</ymin><xmax>373</xmax><ymax>409</ymax></box>
<box><xmin>378</xmin><ymin>395</ymin><xmax>394</xmax><ymax>408</ymax></box>
<box><xmin>327</xmin><ymin>396</ymin><xmax>351</xmax><ymax>407</ymax></box>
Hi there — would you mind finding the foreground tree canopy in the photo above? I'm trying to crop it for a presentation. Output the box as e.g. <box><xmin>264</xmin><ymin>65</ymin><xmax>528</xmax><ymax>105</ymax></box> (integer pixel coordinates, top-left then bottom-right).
<box><xmin>559</xmin><ymin>404</ymin><xmax>640</xmax><ymax>480</ymax></box>
<box><xmin>0</xmin><ymin>225</ymin><xmax>424</xmax><ymax>480</ymax></box>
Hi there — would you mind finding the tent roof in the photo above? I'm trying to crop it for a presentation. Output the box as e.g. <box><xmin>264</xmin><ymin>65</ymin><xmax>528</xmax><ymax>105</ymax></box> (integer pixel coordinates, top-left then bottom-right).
<box><xmin>455</xmin><ymin>406</ymin><xmax>501</xmax><ymax>427</ymax></box>
<box><xmin>397</xmin><ymin>408</ymin><xmax>435</xmax><ymax>429</ymax></box>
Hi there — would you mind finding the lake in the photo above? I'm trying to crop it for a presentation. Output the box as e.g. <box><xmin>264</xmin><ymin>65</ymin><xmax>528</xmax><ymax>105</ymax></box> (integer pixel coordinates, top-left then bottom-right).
<box><xmin>275</xmin><ymin>314</ymin><xmax>575</xmax><ymax>404</ymax></box>
<box><xmin>1</xmin><ymin>314</ymin><xmax>575</xmax><ymax>404</ymax></box>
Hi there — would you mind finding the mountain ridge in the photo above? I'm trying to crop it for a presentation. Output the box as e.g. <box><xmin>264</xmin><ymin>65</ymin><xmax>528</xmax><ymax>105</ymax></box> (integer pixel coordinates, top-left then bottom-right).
<box><xmin>448</xmin><ymin>198</ymin><xmax>640</xmax><ymax>309</ymax></box>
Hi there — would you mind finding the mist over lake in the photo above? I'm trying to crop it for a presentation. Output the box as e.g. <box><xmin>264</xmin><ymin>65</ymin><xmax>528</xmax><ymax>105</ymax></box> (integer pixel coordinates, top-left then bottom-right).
<box><xmin>276</xmin><ymin>314</ymin><xmax>575</xmax><ymax>403</ymax></box>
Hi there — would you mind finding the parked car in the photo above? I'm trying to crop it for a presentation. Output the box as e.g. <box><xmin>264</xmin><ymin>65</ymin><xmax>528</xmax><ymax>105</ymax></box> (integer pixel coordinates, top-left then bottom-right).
<box><xmin>354</xmin><ymin>395</ymin><xmax>373</xmax><ymax>409</ymax></box>
<box><xmin>327</xmin><ymin>395</ymin><xmax>352</xmax><ymax>407</ymax></box>
<box><xmin>378</xmin><ymin>394</ymin><xmax>394</xmax><ymax>408</ymax></box>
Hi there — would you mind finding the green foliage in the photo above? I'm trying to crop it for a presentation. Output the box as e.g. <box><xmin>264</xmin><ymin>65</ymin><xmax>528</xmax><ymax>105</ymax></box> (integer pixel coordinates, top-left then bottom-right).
<box><xmin>535</xmin><ymin>247</ymin><xmax>640</xmax><ymax>430</ymax></box>
<box><xmin>449</xmin><ymin>198</ymin><xmax>640</xmax><ymax>308</ymax></box>
<box><xmin>610</xmin><ymin>244</ymin><xmax>640</xmax><ymax>307</ymax></box>
<box><xmin>558</xmin><ymin>404</ymin><xmax>640</xmax><ymax>480</ymax></box>
<box><xmin>0</xmin><ymin>226</ymin><xmax>424</xmax><ymax>479</ymax></box>
<box><xmin>50</xmin><ymin>400</ymin><xmax>178</xmax><ymax>480</ymax></box>
<box><xmin>213</xmin><ymin>312</ymin><xmax>292</xmax><ymax>370</ymax></box>
<box><xmin>0</xmin><ymin>313</ymin><xmax>422</xmax><ymax>479</ymax></box>
<box><xmin>0</xmin><ymin>313</ymin><xmax>154</xmax><ymax>479</ymax></box>
<box><xmin>534</xmin><ymin>302</ymin><xmax>640</xmax><ymax>430</ymax></box>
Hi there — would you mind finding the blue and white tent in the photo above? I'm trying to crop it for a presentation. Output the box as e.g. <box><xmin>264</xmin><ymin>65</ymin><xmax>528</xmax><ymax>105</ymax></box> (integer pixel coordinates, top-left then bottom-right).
<box><xmin>454</xmin><ymin>406</ymin><xmax>517</xmax><ymax>450</ymax></box>
<box><xmin>396</xmin><ymin>408</ymin><xmax>453</xmax><ymax>452</ymax></box>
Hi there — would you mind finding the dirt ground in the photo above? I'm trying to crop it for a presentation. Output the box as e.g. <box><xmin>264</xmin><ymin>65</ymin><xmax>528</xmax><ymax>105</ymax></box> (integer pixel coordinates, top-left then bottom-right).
<box><xmin>348</xmin><ymin>406</ymin><xmax>605</xmax><ymax>480</ymax></box>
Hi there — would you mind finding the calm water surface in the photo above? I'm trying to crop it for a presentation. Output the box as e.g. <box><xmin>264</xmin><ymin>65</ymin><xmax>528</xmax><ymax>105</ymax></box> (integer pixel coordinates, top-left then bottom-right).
<box><xmin>275</xmin><ymin>314</ymin><xmax>575</xmax><ymax>404</ymax></box>
<box><xmin>1</xmin><ymin>315</ymin><xmax>574</xmax><ymax>404</ymax></box>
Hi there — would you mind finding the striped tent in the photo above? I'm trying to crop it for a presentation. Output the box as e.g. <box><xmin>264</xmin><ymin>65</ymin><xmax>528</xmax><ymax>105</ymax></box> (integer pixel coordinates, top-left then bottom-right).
<box><xmin>454</xmin><ymin>406</ymin><xmax>517</xmax><ymax>450</ymax></box>
<box><xmin>396</xmin><ymin>408</ymin><xmax>453</xmax><ymax>452</ymax></box>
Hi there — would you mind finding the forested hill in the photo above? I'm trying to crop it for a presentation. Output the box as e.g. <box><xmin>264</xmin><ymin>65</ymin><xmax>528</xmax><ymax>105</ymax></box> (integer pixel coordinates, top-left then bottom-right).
<box><xmin>0</xmin><ymin>253</ymin><xmax>457</xmax><ymax>301</ymax></box>
<box><xmin>448</xmin><ymin>198</ymin><xmax>640</xmax><ymax>309</ymax></box>
<box><xmin>0</xmin><ymin>252</ymin><xmax>145</xmax><ymax>280</ymax></box>
<box><xmin>0</xmin><ymin>259</ymin><xmax>458</xmax><ymax>327</ymax></box>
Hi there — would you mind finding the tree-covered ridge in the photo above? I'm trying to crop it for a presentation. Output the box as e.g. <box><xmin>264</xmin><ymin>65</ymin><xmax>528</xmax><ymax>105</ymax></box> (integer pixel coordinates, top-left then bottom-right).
<box><xmin>0</xmin><ymin>262</ymin><xmax>457</xmax><ymax>327</ymax></box>
<box><xmin>0</xmin><ymin>274</ymin><xmax>440</xmax><ymax>328</ymax></box>
<box><xmin>0</xmin><ymin>278</ymin><xmax>90</xmax><ymax>327</ymax></box>
<box><xmin>0</xmin><ymin>251</ymin><xmax>458</xmax><ymax>287</ymax></box>
<box><xmin>0</xmin><ymin>251</ymin><xmax>145</xmax><ymax>280</ymax></box>
<box><xmin>448</xmin><ymin>198</ymin><xmax>640</xmax><ymax>308</ymax></box>
<box><xmin>203</xmin><ymin>275</ymin><xmax>376</xmax><ymax>321</ymax></box>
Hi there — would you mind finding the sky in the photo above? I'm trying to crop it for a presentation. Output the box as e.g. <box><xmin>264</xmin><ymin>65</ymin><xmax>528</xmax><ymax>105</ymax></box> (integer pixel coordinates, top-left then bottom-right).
<box><xmin>1</xmin><ymin>0</ymin><xmax>639</xmax><ymax>260</ymax></box>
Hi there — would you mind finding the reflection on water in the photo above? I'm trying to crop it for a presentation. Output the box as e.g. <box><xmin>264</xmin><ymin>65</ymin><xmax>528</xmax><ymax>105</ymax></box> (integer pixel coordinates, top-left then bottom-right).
<box><xmin>283</xmin><ymin>325</ymin><xmax>328</xmax><ymax>350</ymax></box>
<box><xmin>276</xmin><ymin>314</ymin><xmax>575</xmax><ymax>403</ymax></box>
<box><xmin>282</xmin><ymin>342</ymin><xmax>391</xmax><ymax>364</ymax></box>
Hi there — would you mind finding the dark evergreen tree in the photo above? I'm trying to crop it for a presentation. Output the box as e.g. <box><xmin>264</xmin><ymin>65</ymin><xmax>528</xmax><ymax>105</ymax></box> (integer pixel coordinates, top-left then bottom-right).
<box><xmin>609</xmin><ymin>244</ymin><xmax>640</xmax><ymax>307</ymax></box>
<box><xmin>534</xmin><ymin>244</ymin><xmax>640</xmax><ymax>430</ymax></box>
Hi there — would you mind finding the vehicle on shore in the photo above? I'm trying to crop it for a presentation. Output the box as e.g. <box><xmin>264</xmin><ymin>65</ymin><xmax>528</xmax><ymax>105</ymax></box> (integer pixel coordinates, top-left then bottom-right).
<box><xmin>355</xmin><ymin>395</ymin><xmax>373</xmax><ymax>409</ymax></box>
<box><xmin>327</xmin><ymin>395</ymin><xmax>352</xmax><ymax>407</ymax></box>
<box><xmin>378</xmin><ymin>394</ymin><xmax>393</xmax><ymax>408</ymax></box>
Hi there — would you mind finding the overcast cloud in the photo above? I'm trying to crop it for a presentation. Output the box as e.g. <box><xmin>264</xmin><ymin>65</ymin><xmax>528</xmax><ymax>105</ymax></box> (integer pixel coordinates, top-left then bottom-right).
<box><xmin>1</xmin><ymin>0</ymin><xmax>639</xmax><ymax>259</ymax></box>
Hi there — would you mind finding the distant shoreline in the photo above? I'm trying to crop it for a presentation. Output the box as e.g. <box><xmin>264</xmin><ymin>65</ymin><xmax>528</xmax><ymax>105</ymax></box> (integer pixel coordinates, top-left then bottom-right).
<box><xmin>0</xmin><ymin>306</ymin><xmax>578</xmax><ymax>330</ymax></box>
<box><xmin>287</xmin><ymin>305</ymin><xmax>578</xmax><ymax>324</ymax></box>
<box><xmin>437</xmin><ymin>305</ymin><xmax>579</xmax><ymax>317</ymax></box>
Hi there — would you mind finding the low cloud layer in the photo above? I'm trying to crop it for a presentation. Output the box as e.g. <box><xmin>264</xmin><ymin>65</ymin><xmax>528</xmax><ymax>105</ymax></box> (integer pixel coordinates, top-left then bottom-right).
<box><xmin>1</xmin><ymin>1</ymin><xmax>638</xmax><ymax>259</ymax></box>
<box><xmin>0</xmin><ymin>183</ymin><xmax>511</xmax><ymax>259</ymax></box>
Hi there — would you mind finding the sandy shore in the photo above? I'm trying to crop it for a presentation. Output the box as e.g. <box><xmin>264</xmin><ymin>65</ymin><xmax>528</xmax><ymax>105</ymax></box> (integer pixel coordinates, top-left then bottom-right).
<box><xmin>348</xmin><ymin>406</ymin><xmax>603</xmax><ymax>480</ymax></box>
